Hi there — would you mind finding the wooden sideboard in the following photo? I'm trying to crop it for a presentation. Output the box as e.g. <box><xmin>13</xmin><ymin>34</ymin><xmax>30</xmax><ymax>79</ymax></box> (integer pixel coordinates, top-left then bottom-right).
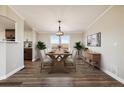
<box><xmin>24</xmin><ymin>48</ymin><xmax>32</xmax><ymax>60</ymax></box>
<box><xmin>84</xmin><ymin>52</ymin><xmax>101</xmax><ymax>68</ymax></box>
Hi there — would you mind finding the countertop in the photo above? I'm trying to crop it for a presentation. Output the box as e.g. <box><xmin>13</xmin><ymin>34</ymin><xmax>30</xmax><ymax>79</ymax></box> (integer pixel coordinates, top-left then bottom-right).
<box><xmin>0</xmin><ymin>41</ymin><xmax>20</xmax><ymax>43</ymax></box>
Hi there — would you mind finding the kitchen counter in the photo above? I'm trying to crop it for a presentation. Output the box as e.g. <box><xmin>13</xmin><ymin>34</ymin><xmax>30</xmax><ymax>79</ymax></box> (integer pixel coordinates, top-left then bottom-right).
<box><xmin>0</xmin><ymin>41</ymin><xmax>20</xmax><ymax>43</ymax></box>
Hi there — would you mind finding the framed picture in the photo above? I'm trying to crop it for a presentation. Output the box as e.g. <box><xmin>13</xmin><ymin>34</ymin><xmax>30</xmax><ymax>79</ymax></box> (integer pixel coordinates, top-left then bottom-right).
<box><xmin>87</xmin><ymin>32</ymin><xmax>101</xmax><ymax>47</ymax></box>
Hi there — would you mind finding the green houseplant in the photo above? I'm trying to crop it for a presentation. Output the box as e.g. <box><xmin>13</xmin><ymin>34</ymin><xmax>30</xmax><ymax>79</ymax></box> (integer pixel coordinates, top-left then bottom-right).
<box><xmin>36</xmin><ymin>41</ymin><xmax>46</xmax><ymax>50</ymax></box>
<box><xmin>74</xmin><ymin>41</ymin><xmax>85</xmax><ymax>57</ymax></box>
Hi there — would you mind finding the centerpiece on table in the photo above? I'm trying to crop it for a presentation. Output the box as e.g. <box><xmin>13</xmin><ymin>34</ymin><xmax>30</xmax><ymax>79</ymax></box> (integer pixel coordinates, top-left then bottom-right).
<box><xmin>57</xmin><ymin>44</ymin><xmax>61</xmax><ymax>51</ymax></box>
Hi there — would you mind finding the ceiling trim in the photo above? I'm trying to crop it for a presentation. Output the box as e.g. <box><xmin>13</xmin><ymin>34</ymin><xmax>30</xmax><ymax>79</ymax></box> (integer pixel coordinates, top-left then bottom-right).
<box><xmin>8</xmin><ymin>5</ymin><xmax>25</xmax><ymax>20</ymax></box>
<box><xmin>87</xmin><ymin>5</ymin><xmax>113</xmax><ymax>30</ymax></box>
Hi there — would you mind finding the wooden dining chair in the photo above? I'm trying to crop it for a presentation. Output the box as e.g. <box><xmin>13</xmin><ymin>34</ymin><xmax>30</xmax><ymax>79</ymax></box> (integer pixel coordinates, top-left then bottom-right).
<box><xmin>39</xmin><ymin>50</ymin><xmax>52</xmax><ymax>72</ymax></box>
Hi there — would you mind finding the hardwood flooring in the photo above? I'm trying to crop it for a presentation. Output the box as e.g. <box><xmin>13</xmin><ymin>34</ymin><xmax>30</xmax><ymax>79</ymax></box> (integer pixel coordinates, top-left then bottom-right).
<box><xmin>0</xmin><ymin>60</ymin><xmax>123</xmax><ymax>87</ymax></box>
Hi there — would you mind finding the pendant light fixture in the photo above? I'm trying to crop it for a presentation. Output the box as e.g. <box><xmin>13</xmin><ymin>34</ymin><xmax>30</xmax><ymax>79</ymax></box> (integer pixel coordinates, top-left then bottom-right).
<box><xmin>56</xmin><ymin>20</ymin><xmax>64</xmax><ymax>36</ymax></box>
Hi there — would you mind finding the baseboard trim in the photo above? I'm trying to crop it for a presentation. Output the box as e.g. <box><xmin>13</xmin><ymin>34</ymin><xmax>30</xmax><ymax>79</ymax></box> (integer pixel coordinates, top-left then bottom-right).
<box><xmin>32</xmin><ymin>57</ymin><xmax>39</xmax><ymax>62</ymax></box>
<box><xmin>0</xmin><ymin>75</ymin><xmax>6</xmax><ymax>80</ymax></box>
<box><xmin>101</xmin><ymin>68</ymin><xmax>124</xmax><ymax>84</ymax></box>
<box><xmin>0</xmin><ymin>65</ymin><xmax>24</xmax><ymax>80</ymax></box>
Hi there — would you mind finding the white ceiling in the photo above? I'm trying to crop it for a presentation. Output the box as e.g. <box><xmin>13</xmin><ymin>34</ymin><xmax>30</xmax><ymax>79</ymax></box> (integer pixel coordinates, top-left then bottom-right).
<box><xmin>11</xmin><ymin>5</ymin><xmax>109</xmax><ymax>32</ymax></box>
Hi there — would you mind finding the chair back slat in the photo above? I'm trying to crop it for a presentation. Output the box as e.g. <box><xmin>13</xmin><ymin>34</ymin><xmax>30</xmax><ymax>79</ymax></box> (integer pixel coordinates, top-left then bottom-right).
<box><xmin>72</xmin><ymin>49</ymin><xmax>77</xmax><ymax>59</ymax></box>
<box><xmin>40</xmin><ymin>50</ymin><xmax>46</xmax><ymax>59</ymax></box>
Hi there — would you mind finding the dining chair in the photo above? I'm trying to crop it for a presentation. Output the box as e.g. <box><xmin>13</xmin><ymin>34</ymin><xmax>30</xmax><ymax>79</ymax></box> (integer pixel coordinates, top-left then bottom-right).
<box><xmin>39</xmin><ymin>50</ymin><xmax>52</xmax><ymax>72</ymax></box>
<box><xmin>65</xmin><ymin>49</ymin><xmax>77</xmax><ymax>72</ymax></box>
<box><xmin>45</xmin><ymin>48</ymin><xmax>51</xmax><ymax>53</ymax></box>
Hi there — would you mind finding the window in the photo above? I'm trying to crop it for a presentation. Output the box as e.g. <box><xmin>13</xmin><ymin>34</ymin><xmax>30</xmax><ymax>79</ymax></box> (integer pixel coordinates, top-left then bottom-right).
<box><xmin>61</xmin><ymin>36</ymin><xmax>70</xmax><ymax>44</ymax></box>
<box><xmin>51</xmin><ymin>35</ymin><xmax>59</xmax><ymax>44</ymax></box>
<box><xmin>51</xmin><ymin>35</ymin><xmax>70</xmax><ymax>50</ymax></box>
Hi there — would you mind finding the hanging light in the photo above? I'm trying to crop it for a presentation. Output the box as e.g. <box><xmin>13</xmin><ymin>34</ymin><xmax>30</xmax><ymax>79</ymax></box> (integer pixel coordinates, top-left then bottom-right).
<box><xmin>56</xmin><ymin>20</ymin><xmax>64</xmax><ymax>36</ymax></box>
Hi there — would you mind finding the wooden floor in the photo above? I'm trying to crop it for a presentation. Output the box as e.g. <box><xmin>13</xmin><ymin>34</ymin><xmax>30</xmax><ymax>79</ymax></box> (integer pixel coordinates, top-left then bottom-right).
<box><xmin>0</xmin><ymin>59</ymin><xmax>123</xmax><ymax>87</ymax></box>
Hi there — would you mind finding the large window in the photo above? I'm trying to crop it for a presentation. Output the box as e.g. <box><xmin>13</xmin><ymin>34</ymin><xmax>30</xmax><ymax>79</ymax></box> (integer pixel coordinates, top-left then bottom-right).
<box><xmin>61</xmin><ymin>35</ymin><xmax>70</xmax><ymax>44</ymax></box>
<box><xmin>51</xmin><ymin>35</ymin><xmax>70</xmax><ymax>50</ymax></box>
<box><xmin>51</xmin><ymin>35</ymin><xmax>59</xmax><ymax>44</ymax></box>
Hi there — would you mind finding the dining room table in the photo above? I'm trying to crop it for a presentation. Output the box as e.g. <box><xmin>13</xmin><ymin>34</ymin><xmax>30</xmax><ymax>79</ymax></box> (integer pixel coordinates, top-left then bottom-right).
<box><xmin>46</xmin><ymin>49</ymin><xmax>72</xmax><ymax>73</ymax></box>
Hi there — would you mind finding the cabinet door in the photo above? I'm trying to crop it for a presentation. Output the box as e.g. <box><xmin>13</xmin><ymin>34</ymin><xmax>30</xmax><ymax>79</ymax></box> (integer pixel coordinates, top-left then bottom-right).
<box><xmin>92</xmin><ymin>54</ymin><xmax>100</xmax><ymax>62</ymax></box>
<box><xmin>24</xmin><ymin>49</ymin><xmax>32</xmax><ymax>60</ymax></box>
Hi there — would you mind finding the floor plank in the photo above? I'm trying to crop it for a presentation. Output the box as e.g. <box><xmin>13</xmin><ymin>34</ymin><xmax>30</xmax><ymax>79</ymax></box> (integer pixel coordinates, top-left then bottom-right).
<box><xmin>0</xmin><ymin>60</ymin><xmax>123</xmax><ymax>87</ymax></box>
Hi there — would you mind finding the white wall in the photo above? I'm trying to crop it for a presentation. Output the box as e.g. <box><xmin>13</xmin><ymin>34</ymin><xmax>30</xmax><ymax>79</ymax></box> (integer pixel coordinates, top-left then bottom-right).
<box><xmin>0</xmin><ymin>6</ymin><xmax>24</xmax><ymax>79</ymax></box>
<box><xmin>0</xmin><ymin>24</ymin><xmax>5</xmax><ymax>40</ymax></box>
<box><xmin>32</xmin><ymin>30</ymin><xmax>38</xmax><ymax>61</ymax></box>
<box><xmin>37</xmin><ymin>32</ymin><xmax>83</xmax><ymax>50</ymax></box>
<box><xmin>83</xmin><ymin>6</ymin><xmax>124</xmax><ymax>84</ymax></box>
<box><xmin>24</xmin><ymin>30</ymin><xmax>33</xmax><ymax>41</ymax></box>
<box><xmin>6</xmin><ymin>42</ymin><xmax>23</xmax><ymax>74</ymax></box>
<box><xmin>0</xmin><ymin>43</ymin><xmax>6</xmax><ymax>78</ymax></box>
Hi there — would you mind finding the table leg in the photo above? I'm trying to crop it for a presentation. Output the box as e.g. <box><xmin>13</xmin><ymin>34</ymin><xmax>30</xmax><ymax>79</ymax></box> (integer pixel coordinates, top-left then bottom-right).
<box><xmin>48</xmin><ymin>54</ymin><xmax>70</xmax><ymax>74</ymax></box>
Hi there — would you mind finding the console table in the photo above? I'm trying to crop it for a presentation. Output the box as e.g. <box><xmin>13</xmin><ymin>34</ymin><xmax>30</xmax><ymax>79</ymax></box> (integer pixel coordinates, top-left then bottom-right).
<box><xmin>85</xmin><ymin>52</ymin><xmax>101</xmax><ymax>68</ymax></box>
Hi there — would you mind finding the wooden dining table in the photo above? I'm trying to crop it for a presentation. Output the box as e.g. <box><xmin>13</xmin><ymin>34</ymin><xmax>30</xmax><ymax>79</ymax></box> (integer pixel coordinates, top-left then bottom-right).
<box><xmin>46</xmin><ymin>50</ymin><xmax>72</xmax><ymax>73</ymax></box>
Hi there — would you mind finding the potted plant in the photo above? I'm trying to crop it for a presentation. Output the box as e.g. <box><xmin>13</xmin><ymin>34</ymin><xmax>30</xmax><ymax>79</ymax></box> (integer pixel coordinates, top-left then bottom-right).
<box><xmin>36</xmin><ymin>41</ymin><xmax>46</xmax><ymax>50</ymax></box>
<box><xmin>74</xmin><ymin>41</ymin><xmax>85</xmax><ymax>58</ymax></box>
